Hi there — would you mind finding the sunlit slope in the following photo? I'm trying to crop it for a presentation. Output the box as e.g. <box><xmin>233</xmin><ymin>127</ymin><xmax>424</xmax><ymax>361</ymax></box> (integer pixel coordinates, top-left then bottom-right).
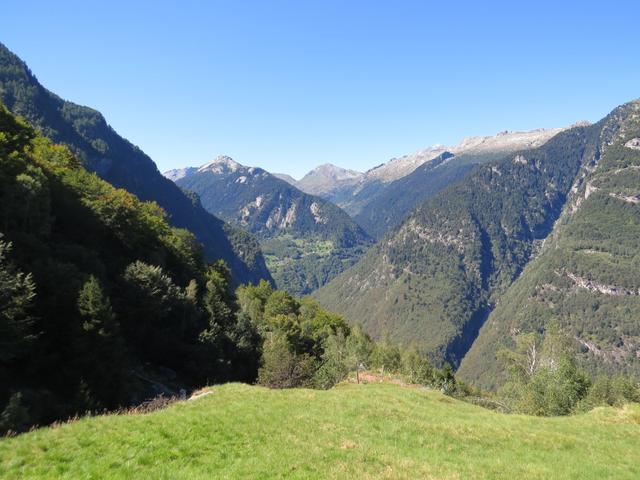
<box><xmin>315</xmin><ymin>122</ymin><xmax>600</xmax><ymax>364</ymax></box>
<box><xmin>459</xmin><ymin>100</ymin><xmax>640</xmax><ymax>390</ymax></box>
<box><xmin>2</xmin><ymin>383</ymin><xmax>639</xmax><ymax>479</ymax></box>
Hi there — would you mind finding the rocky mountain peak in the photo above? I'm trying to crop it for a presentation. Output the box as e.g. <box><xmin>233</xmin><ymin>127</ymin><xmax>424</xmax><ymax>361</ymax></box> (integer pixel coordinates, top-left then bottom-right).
<box><xmin>451</xmin><ymin>127</ymin><xmax>566</xmax><ymax>155</ymax></box>
<box><xmin>364</xmin><ymin>146</ymin><xmax>450</xmax><ymax>183</ymax></box>
<box><xmin>198</xmin><ymin>155</ymin><xmax>244</xmax><ymax>174</ymax></box>
<box><xmin>296</xmin><ymin>163</ymin><xmax>364</xmax><ymax>195</ymax></box>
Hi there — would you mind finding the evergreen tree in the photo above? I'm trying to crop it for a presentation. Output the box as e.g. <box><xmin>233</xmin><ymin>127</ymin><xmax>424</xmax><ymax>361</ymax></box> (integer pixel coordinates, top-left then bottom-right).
<box><xmin>0</xmin><ymin>235</ymin><xmax>36</xmax><ymax>363</ymax></box>
<box><xmin>76</xmin><ymin>275</ymin><xmax>126</xmax><ymax>408</ymax></box>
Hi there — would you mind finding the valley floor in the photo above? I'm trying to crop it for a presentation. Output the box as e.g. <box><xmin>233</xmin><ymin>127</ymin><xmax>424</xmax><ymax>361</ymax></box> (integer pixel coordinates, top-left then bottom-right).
<box><xmin>1</xmin><ymin>382</ymin><xmax>639</xmax><ymax>479</ymax></box>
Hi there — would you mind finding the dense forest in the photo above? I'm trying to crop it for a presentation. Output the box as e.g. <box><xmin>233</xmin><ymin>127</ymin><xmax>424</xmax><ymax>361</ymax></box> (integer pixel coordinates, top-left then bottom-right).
<box><xmin>352</xmin><ymin>152</ymin><xmax>474</xmax><ymax>239</ymax></box>
<box><xmin>0</xmin><ymin>103</ymin><xmax>265</xmax><ymax>431</ymax></box>
<box><xmin>459</xmin><ymin>100</ymin><xmax>640</xmax><ymax>389</ymax></box>
<box><xmin>315</xmin><ymin>121</ymin><xmax>601</xmax><ymax>366</ymax></box>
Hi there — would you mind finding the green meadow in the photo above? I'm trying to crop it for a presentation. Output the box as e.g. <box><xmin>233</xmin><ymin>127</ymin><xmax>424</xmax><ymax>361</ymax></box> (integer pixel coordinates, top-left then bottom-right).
<box><xmin>2</xmin><ymin>382</ymin><xmax>639</xmax><ymax>479</ymax></box>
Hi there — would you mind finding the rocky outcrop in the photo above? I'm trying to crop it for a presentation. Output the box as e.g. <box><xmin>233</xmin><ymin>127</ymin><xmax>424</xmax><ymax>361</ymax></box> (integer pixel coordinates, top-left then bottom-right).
<box><xmin>624</xmin><ymin>138</ymin><xmax>640</xmax><ymax>150</ymax></box>
<box><xmin>559</xmin><ymin>270</ymin><xmax>640</xmax><ymax>296</ymax></box>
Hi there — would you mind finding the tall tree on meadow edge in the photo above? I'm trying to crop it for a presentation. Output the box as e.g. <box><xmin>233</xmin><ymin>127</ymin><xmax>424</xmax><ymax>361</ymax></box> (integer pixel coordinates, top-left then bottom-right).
<box><xmin>257</xmin><ymin>332</ymin><xmax>316</xmax><ymax>388</ymax></box>
<box><xmin>346</xmin><ymin>325</ymin><xmax>373</xmax><ymax>384</ymax></box>
<box><xmin>0</xmin><ymin>235</ymin><xmax>36</xmax><ymax>364</ymax></box>
<box><xmin>498</xmin><ymin>323</ymin><xmax>591</xmax><ymax>415</ymax></box>
<box><xmin>200</xmin><ymin>261</ymin><xmax>235</xmax><ymax>343</ymax></box>
<box><xmin>76</xmin><ymin>275</ymin><xmax>126</xmax><ymax>408</ymax></box>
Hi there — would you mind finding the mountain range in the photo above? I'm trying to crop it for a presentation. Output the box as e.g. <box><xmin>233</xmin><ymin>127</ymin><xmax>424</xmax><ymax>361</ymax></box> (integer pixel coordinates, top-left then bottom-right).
<box><xmin>165</xmin><ymin>157</ymin><xmax>373</xmax><ymax>295</ymax></box>
<box><xmin>3</xmin><ymin>40</ymin><xmax>639</xmax><ymax>395</ymax></box>
<box><xmin>315</xmin><ymin>99</ymin><xmax>640</xmax><ymax>388</ymax></box>
<box><xmin>280</xmin><ymin>127</ymin><xmax>568</xmax><ymax>238</ymax></box>
<box><xmin>458</xmin><ymin>100</ymin><xmax>640</xmax><ymax>388</ymax></box>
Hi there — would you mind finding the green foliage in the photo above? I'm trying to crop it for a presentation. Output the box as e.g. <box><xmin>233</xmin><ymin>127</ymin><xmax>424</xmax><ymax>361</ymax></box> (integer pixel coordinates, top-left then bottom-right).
<box><xmin>76</xmin><ymin>275</ymin><xmax>126</xmax><ymax>407</ymax></box>
<box><xmin>460</xmin><ymin>100</ymin><xmax>640</xmax><ymax>389</ymax></box>
<box><xmin>496</xmin><ymin>325</ymin><xmax>640</xmax><ymax>416</ymax></box>
<box><xmin>370</xmin><ymin>337</ymin><xmax>402</xmax><ymax>373</ymax></box>
<box><xmin>257</xmin><ymin>333</ymin><xmax>316</xmax><ymax>388</ymax></box>
<box><xmin>0</xmin><ymin>392</ymin><xmax>29</xmax><ymax>435</ymax></box>
<box><xmin>517</xmin><ymin>359</ymin><xmax>591</xmax><ymax>416</ymax></box>
<box><xmin>238</xmin><ymin>278</ymin><xmax>462</xmax><ymax>392</ymax></box>
<box><xmin>201</xmin><ymin>261</ymin><xmax>234</xmax><ymax>336</ymax></box>
<box><xmin>236</xmin><ymin>282</ymin><xmax>350</xmax><ymax>388</ymax></box>
<box><xmin>313</xmin><ymin>329</ymin><xmax>352</xmax><ymax>389</ymax></box>
<box><xmin>0</xmin><ymin>235</ymin><xmax>36</xmax><ymax>363</ymax></box>
<box><xmin>0</xmin><ymin>103</ymin><xmax>263</xmax><ymax>432</ymax></box>
<box><xmin>577</xmin><ymin>375</ymin><xmax>640</xmax><ymax>411</ymax></box>
<box><xmin>263</xmin><ymin>290</ymin><xmax>299</xmax><ymax>319</ymax></box>
<box><xmin>400</xmin><ymin>346</ymin><xmax>434</xmax><ymax>385</ymax></box>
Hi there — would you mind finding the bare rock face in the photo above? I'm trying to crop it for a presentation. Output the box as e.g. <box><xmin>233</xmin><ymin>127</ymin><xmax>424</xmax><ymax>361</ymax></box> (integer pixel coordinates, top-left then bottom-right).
<box><xmin>197</xmin><ymin>155</ymin><xmax>242</xmax><ymax>174</ymax></box>
<box><xmin>363</xmin><ymin>146</ymin><xmax>449</xmax><ymax>183</ymax></box>
<box><xmin>163</xmin><ymin>167</ymin><xmax>197</xmax><ymax>182</ymax></box>
<box><xmin>452</xmin><ymin>127</ymin><xmax>567</xmax><ymax>155</ymax></box>
<box><xmin>625</xmin><ymin>138</ymin><xmax>640</xmax><ymax>150</ymax></box>
<box><xmin>296</xmin><ymin>164</ymin><xmax>364</xmax><ymax>195</ymax></box>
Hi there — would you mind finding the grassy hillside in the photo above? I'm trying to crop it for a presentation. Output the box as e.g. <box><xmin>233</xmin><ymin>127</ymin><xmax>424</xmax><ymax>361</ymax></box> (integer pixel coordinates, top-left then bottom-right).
<box><xmin>458</xmin><ymin>100</ymin><xmax>640</xmax><ymax>390</ymax></box>
<box><xmin>1</xmin><ymin>382</ymin><xmax>639</xmax><ymax>479</ymax></box>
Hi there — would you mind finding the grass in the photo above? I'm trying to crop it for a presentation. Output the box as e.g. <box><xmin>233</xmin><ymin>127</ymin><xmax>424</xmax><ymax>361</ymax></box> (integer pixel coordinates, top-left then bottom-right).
<box><xmin>1</xmin><ymin>382</ymin><xmax>639</xmax><ymax>479</ymax></box>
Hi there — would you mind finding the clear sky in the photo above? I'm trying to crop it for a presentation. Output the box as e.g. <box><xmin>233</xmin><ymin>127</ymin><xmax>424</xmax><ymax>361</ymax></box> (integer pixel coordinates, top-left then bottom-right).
<box><xmin>3</xmin><ymin>1</ymin><xmax>640</xmax><ymax>178</ymax></box>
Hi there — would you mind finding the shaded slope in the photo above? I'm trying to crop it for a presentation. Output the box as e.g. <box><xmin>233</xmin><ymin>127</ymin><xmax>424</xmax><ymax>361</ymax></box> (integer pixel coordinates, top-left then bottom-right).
<box><xmin>459</xmin><ymin>100</ymin><xmax>640</xmax><ymax>390</ymax></box>
<box><xmin>0</xmin><ymin>104</ymin><xmax>253</xmax><ymax>429</ymax></box>
<box><xmin>0</xmin><ymin>42</ymin><xmax>270</xmax><ymax>285</ymax></box>
<box><xmin>353</xmin><ymin>152</ymin><xmax>475</xmax><ymax>239</ymax></box>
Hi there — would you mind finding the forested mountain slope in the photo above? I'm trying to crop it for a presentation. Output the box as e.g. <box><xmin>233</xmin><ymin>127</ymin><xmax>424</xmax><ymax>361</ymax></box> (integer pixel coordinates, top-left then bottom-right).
<box><xmin>171</xmin><ymin>157</ymin><xmax>373</xmax><ymax>295</ymax></box>
<box><xmin>459</xmin><ymin>100</ymin><xmax>640</xmax><ymax>389</ymax></box>
<box><xmin>0</xmin><ymin>104</ymin><xmax>261</xmax><ymax>430</ymax></box>
<box><xmin>352</xmin><ymin>152</ymin><xmax>474</xmax><ymax>239</ymax></box>
<box><xmin>0</xmin><ymin>42</ymin><xmax>270</xmax><ymax>285</ymax></box>
<box><xmin>315</xmin><ymin>119</ymin><xmax>602</xmax><ymax>365</ymax></box>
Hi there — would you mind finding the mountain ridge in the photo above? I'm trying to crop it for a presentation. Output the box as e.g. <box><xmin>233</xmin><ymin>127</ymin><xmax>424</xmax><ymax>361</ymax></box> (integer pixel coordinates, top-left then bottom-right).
<box><xmin>0</xmin><ymin>42</ymin><xmax>271</xmax><ymax>285</ymax></box>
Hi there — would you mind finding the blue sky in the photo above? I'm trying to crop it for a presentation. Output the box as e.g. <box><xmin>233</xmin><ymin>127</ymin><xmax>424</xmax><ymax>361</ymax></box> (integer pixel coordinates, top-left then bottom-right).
<box><xmin>3</xmin><ymin>1</ymin><xmax>640</xmax><ymax>178</ymax></box>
